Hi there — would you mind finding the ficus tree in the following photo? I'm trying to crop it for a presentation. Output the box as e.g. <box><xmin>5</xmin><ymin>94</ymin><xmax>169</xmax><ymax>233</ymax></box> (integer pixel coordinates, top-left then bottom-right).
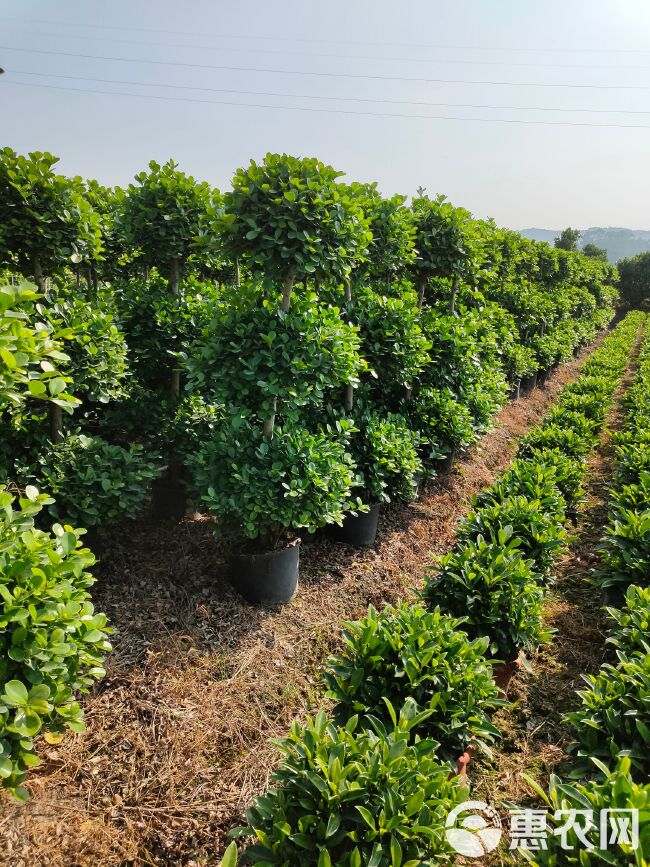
<box><xmin>120</xmin><ymin>159</ymin><xmax>218</xmax><ymax>296</ymax></box>
<box><xmin>410</xmin><ymin>193</ymin><xmax>475</xmax><ymax>313</ymax></box>
<box><xmin>0</xmin><ymin>148</ymin><xmax>101</xmax><ymax>289</ymax></box>
<box><xmin>219</xmin><ymin>153</ymin><xmax>372</xmax><ymax>437</ymax></box>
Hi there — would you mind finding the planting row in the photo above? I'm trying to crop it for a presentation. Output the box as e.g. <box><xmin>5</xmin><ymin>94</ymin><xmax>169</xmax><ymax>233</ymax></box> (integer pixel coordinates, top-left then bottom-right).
<box><xmin>519</xmin><ymin>319</ymin><xmax>650</xmax><ymax>866</ymax></box>
<box><xmin>222</xmin><ymin>314</ymin><xmax>642</xmax><ymax>865</ymax></box>
<box><xmin>1</xmin><ymin>152</ymin><xmax>618</xmax><ymax>604</ymax></box>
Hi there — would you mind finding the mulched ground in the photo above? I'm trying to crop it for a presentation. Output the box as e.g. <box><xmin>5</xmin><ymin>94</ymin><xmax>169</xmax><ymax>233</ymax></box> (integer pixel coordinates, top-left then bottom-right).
<box><xmin>470</xmin><ymin>332</ymin><xmax>643</xmax><ymax>866</ymax></box>
<box><xmin>0</xmin><ymin>345</ymin><xmax>605</xmax><ymax>867</ymax></box>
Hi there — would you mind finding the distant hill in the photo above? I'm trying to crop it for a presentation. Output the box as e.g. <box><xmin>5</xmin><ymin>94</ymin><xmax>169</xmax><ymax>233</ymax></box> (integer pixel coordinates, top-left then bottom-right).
<box><xmin>520</xmin><ymin>227</ymin><xmax>650</xmax><ymax>264</ymax></box>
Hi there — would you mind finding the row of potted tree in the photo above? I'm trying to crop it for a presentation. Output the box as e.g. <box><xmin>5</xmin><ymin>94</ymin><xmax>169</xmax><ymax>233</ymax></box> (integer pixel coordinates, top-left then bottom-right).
<box><xmin>226</xmin><ymin>313</ymin><xmax>642</xmax><ymax>863</ymax></box>
<box><xmin>0</xmin><ymin>150</ymin><xmax>619</xmax><ymax>604</ymax></box>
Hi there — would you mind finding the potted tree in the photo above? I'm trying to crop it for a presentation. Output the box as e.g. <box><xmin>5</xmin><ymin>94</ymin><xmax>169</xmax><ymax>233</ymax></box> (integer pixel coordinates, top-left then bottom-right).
<box><xmin>186</xmin><ymin>413</ymin><xmax>362</xmax><ymax>603</ymax></box>
<box><xmin>328</xmin><ymin>409</ymin><xmax>422</xmax><ymax>547</ymax></box>
<box><xmin>120</xmin><ymin>159</ymin><xmax>220</xmax><ymax>518</ymax></box>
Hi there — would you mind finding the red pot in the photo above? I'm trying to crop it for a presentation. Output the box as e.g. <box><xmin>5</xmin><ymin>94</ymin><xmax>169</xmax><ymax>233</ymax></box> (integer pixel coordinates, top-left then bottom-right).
<box><xmin>492</xmin><ymin>652</ymin><xmax>524</xmax><ymax>698</ymax></box>
<box><xmin>449</xmin><ymin>743</ymin><xmax>477</xmax><ymax>787</ymax></box>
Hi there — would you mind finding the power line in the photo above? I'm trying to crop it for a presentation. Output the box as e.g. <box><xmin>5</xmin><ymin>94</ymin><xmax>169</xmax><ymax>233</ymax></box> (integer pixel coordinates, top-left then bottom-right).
<box><xmin>1</xmin><ymin>16</ymin><xmax>649</xmax><ymax>55</ymax></box>
<box><xmin>8</xmin><ymin>68</ymin><xmax>650</xmax><ymax>117</ymax></box>
<box><xmin>4</xmin><ymin>45</ymin><xmax>650</xmax><ymax>91</ymax></box>
<box><xmin>8</xmin><ymin>27</ymin><xmax>650</xmax><ymax>72</ymax></box>
<box><xmin>4</xmin><ymin>79</ymin><xmax>650</xmax><ymax>130</ymax></box>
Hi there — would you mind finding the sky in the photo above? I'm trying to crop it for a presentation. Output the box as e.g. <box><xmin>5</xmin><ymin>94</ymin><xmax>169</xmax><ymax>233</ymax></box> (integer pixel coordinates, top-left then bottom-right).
<box><xmin>2</xmin><ymin>0</ymin><xmax>650</xmax><ymax>230</ymax></box>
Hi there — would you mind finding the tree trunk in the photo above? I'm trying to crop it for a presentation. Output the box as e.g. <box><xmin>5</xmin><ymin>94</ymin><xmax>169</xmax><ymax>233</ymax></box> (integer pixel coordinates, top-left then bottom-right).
<box><xmin>49</xmin><ymin>403</ymin><xmax>63</xmax><ymax>443</ymax></box>
<box><xmin>32</xmin><ymin>255</ymin><xmax>44</xmax><ymax>291</ymax></box>
<box><xmin>343</xmin><ymin>279</ymin><xmax>354</xmax><ymax>411</ymax></box>
<box><xmin>170</xmin><ymin>369</ymin><xmax>181</xmax><ymax>401</ymax></box>
<box><xmin>235</xmin><ymin>257</ymin><xmax>241</xmax><ymax>287</ymax></box>
<box><xmin>417</xmin><ymin>274</ymin><xmax>427</xmax><ymax>311</ymax></box>
<box><xmin>449</xmin><ymin>279</ymin><xmax>459</xmax><ymax>315</ymax></box>
<box><xmin>263</xmin><ymin>400</ymin><xmax>277</xmax><ymax>441</ymax></box>
<box><xmin>262</xmin><ymin>272</ymin><xmax>296</xmax><ymax>441</ymax></box>
<box><xmin>168</xmin><ymin>258</ymin><xmax>180</xmax><ymax>296</ymax></box>
<box><xmin>281</xmin><ymin>271</ymin><xmax>295</xmax><ymax>312</ymax></box>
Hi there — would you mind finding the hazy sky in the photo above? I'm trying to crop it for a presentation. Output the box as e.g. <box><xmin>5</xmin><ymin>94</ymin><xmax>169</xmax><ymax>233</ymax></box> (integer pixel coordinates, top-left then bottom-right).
<box><xmin>2</xmin><ymin>1</ymin><xmax>650</xmax><ymax>229</ymax></box>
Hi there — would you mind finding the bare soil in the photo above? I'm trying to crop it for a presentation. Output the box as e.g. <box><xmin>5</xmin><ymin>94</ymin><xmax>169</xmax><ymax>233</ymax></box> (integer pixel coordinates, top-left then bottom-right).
<box><xmin>0</xmin><ymin>345</ymin><xmax>606</xmax><ymax>867</ymax></box>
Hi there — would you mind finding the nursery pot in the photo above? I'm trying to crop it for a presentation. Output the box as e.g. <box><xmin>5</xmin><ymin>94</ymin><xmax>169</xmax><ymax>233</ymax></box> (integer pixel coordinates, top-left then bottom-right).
<box><xmin>152</xmin><ymin>478</ymin><xmax>187</xmax><ymax>521</ymax></box>
<box><xmin>573</xmin><ymin>344</ymin><xmax>581</xmax><ymax>358</ymax></box>
<box><xmin>492</xmin><ymin>652</ymin><xmax>524</xmax><ymax>698</ymax></box>
<box><xmin>510</xmin><ymin>379</ymin><xmax>522</xmax><ymax>401</ymax></box>
<box><xmin>228</xmin><ymin>539</ymin><xmax>300</xmax><ymax>605</ymax></box>
<box><xmin>521</xmin><ymin>372</ymin><xmax>537</xmax><ymax>394</ymax></box>
<box><xmin>538</xmin><ymin>368</ymin><xmax>552</xmax><ymax>387</ymax></box>
<box><xmin>328</xmin><ymin>504</ymin><xmax>380</xmax><ymax>548</ymax></box>
<box><xmin>450</xmin><ymin>743</ymin><xmax>476</xmax><ymax>787</ymax></box>
<box><xmin>434</xmin><ymin>450</ymin><xmax>456</xmax><ymax>475</ymax></box>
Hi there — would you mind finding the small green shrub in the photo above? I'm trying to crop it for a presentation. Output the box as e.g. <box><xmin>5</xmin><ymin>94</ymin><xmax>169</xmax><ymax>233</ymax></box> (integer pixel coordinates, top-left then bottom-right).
<box><xmin>599</xmin><ymin>508</ymin><xmax>650</xmax><ymax>591</ymax></box>
<box><xmin>521</xmin><ymin>757</ymin><xmax>650</xmax><ymax>866</ymax></box>
<box><xmin>565</xmin><ymin>652</ymin><xmax>650</xmax><ymax>774</ymax></box>
<box><xmin>16</xmin><ymin>434</ymin><xmax>162</xmax><ymax>528</ymax></box>
<box><xmin>408</xmin><ymin>387</ymin><xmax>474</xmax><ymax>460</ymax></box>
<box><xmin>0</xmin><ymin>485</ymin><xmax>111</xmax><ymax>800</ymax></box>
<box><xmin>457</xmin><ymin>495</ymin><xmax>568</xmax><ymax>579</ymax></box>
<box><xmin>518</xmin><ymin>424</ymin><xmax>596</xmax><ymax>461</ymax></box>
<box><xmin>236</xmin><ymin>700</ymin><xmax>467</xmax><ymax>866</ymax></box>
<box><xmin>472</xmin><ymin>457</ymin><xmax>566</xmax><ymax>523</ymax></box>
<box><xmin>558</xmin><ymin>390</ymin><xmax>607</xmax><ymax>424</ymax></box>
<box><xmin>422</xmin><ymin>532</ymin><xmax>553</xmax><ymax>660</ymax></box>
<box><xmin>324</xmin><ymin>603</ymin><xmax>500</xmax><ymax>760</ymax></box>
<box><xmin>605</xmin><ymin>584</ymin><xmax>650</xmax><ymax>656</ymax></box>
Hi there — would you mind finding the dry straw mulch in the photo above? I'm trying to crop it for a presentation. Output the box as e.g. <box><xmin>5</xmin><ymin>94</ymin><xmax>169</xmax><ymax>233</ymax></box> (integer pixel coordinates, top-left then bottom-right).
<box><xmin>0</xmin><ymin>349</ymin><xmax>600</xmax><ymax>867</ymax></box>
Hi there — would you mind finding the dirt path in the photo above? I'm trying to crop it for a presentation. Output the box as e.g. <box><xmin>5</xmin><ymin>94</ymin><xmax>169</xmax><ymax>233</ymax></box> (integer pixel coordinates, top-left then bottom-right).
<box><xmin>471</xmin><ymin>331</ymin><xmax>643</xmax><ymax>866</ymax></box>
<box><xmin>0</xmin><ymin>343</ymin><xmax>607</xmax><ymax>867</ymax></box>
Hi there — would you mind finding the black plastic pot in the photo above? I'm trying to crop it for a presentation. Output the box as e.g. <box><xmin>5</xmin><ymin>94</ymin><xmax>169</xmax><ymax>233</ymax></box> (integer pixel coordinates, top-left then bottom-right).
<box><xmin>228</xmin><ymin>539</ymin><xmax>300</xmax><ymax>604</ymax></box>
<box><xmin>328</xmin><ymin>504</ymin><xmax>380</xmax><ymax>548</ymax></box>
<box><xmin>573</xmin><ymin>345</ymin><xmax>581</xmax><ymax>358</ymax></box>
<box><xmin>510</xmin><ymin>379</ymin><xmax>521</xmax><ymax>401</ymax></box>
<box><xmin>538</xmin><ymin>368</ymin><xmax>552</xmax><ymax>387</ymax></box>
<box><xmin>152</xmin><ymin>478</ymin><xmax>187</xmax><ymax>521</ymax></box>
<box><xmin>434</xmin><ymin>450</ymin><xmax>456</xmax><ymax>474</ymax></box>
<box><xmin>521</xmin><ymin>372</ymin><xmax>538</xmax><ymax>394</ymax></box>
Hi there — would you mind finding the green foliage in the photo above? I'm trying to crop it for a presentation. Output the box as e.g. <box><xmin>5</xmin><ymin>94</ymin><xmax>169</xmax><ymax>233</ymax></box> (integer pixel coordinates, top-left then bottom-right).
<box><xmin>521</xmin><ymin>757</ymin><xmax>650</xmax><ymax>866</ymax></box>
<box><xmin>39</xmin><ymin>284</ymin><xmax>130</xmax><ymax>403</ymax></box>
<box><xmin>565</xmin><ymin>652</ymin><xmax>650</xmax><ymax>774</ymax></box>
<box><xmin>220</xmin><ymin>153</ymin><xmax>371</xmax><ymax>285</ymax></box>
<box><xmin>347</xmin><ymin>184</ymin><xmax>415</xmax><ymax>281</ymax></box>
<box><xmin>408</xmin><ymin>387</ymin><xmax>474</xmax><ymax>459</ymax></box>
<box><xmin>472</xmin><ymin>455</ymin><xmax>569</xmax><ymax>517</ymax></box>
<box><xmin>618</xmin><ymin>251</ymin><xmax>650</xmax><ymax>309</ymax></box>
<box><xmin>582</xmin><ymin>242</ymin><xmax>608</xmax><ymax>262</ymax></box>
<box><xmin>457</xmin><ymin>495</ymin><xmax>568</xmax><ymax>580</ymax></box>
<box><xmin>518</xmin><ymin>424</ymin><xmax>597</xmax><ymax>461</ymax></box>
<box><xmin>347</xmin><ymin>412</ymin><xmax>422</xmax><ymax>504</ymax></box>
<box><xmin>0</xmin><ymin>282</ymin><xmax>79</xmax><ymax>414</ymax></box>
<box><xmin>0</xmin><ymin>148</ymin><xmax>100</xmax><ymax>277</ymax></box>
<box><xmin>120</xmin><ymin>159</ymin><xmax>217</xmax><ymax>281</ymax></box>
<box><xmin>187</xmin><ymin>286</ymin><xmax>365</xmax><ymax>421</ymax></box>
<box><xmin>15</xmin><ymin>435</ymin><xmax>161</xmax><ymax>528</ymax></box>
<box><xmin>324</xmin><ymin>603</ymin><xmax>500</xmax><ymax>760</ymax></box>
<box><xmin>187</xmin><ymin>416</ymin><xmax>361</xmax><ymax>546</ymax></box>
<box><xmin>554</xmin><ymin>227</ymin><xmax>581</xmax><ymax>252</ymax></box>
<box><xmin>422</xmin><ymin>532</ymin><xmax>552</xmax><ymax>660</ymax></box>
<box><xmin>351</xmin><ymin>285</ymin><xmax>430</xmax><ymax>406</ymax></box>
<box><xmin>600</xmin><ymin>508</ymin><xmax>650</xmax><ymax>589</ymax></box>
<box><xmin>0</xmin><ymin>485</ymin><xmax>111</xmax><ymax>800</ymax></box>
<box><xmin>237</xmin><ymin>701</ymin><xmax>467</xmax><ymax>866</ymax></box>
<box><xmin>605</xmin><ymin>584</ymin><xmax>650</xmax><ymax>657</ymax></box>
<box><xmin>411</xmin><ymin>195</ymin><xmax>474</xmax><ymax>296</ymax></box>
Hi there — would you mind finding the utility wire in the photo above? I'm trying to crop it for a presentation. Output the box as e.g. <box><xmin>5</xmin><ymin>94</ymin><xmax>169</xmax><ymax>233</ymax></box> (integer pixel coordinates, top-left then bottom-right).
<box><xmin>6</xmin><ymin>27</ymin><xmax>650</xmax><ymax>71</ymax></box>
<box><xmin>4</xmin><ymin>79</ymin><xmax>650</xmax><ymax>129</ymax></box>
<box><xmin>1</xmin><ymin>16</ymin><xmax>649</xmax><ymax>54</ymax></box>
<box><xmin>4</xmin><ymin>45</ymin><xmax>650</xmax><ymax>91</ymax></box>
<box><xmin>8</xmin><ymin>68</ymin><xmax>650</xmax><ymax>116</ymax></box>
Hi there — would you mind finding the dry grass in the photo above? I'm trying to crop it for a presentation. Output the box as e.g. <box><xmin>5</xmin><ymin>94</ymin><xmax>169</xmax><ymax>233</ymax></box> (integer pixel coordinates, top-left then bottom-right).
<box><xmin>0</xmin><ymin>347</ymin><xmax>602</xmax><ymax>867</ymax></box>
